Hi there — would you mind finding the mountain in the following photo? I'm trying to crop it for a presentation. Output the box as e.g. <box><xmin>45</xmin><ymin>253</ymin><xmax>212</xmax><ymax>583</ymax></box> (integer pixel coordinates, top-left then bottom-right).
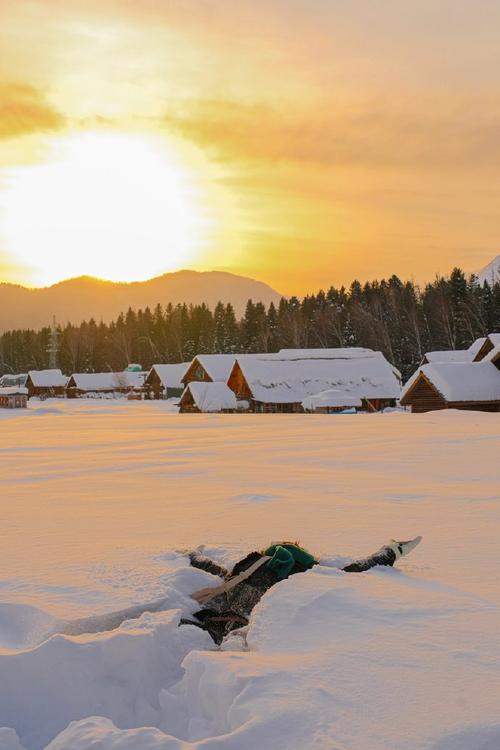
<box><xmin>477</xmin><ymin>255</ymin><xmax>500</xmax><ymax>286</ymax></box>
<box><xmin>0</xmin><ymin>270</ymin><xmax>283</xmax><ymax>333</ymax></box>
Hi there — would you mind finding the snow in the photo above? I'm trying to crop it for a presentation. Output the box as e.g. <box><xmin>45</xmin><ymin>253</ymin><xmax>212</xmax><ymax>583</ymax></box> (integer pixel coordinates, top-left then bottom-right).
<box><xmin>424</xmin><ymin>336</ymin><xmax>489</xmax><ymax>364</ymax></box>
<box><xmin>477</xmin><ymin>254</ymin><xmax>500</xmax><ymax>286</ymax></box>
<box><xmin>424</xmin><ymin>350</ymin><xmax>473</xmax><ymax>363</ymax></box>
<box><xmin>182</xmin><ymin>381</ymin><xmax>237</xmax><ymax>412</ymax></box>
<box><xmin>1</xmin><ymin>402</ymin><xmax>499</xmax><ymax>750</ymax></box>
<box><xmin>488</xmin><ymin>332</ymin><xmax>500</xmax><ymax>348</ymax></box>
<box><xmin>484</xmin><ymin>344</ymin><xmax>500</xmax><ymax>363</ymax></box>
<box><xmin>301</xmin><ymin>389</ymin><xmax>362</xmax><ymax>410</ymax></box>
<box><xmin>275</xmin><ymin>347</ymin><xmax>381</xmax><ymax>360</ymax></box>
<box><xmin>0</xmin><ymin>375</ymin><xmax>27</xmax><ymax>388</ymax></box>
<box><xmin>186</xmin><ymin>355</ymin><xmax>236</xmax><ymax>383</ymax></box>
<box><xmin>67</xmin><ymin>372</ymin><xmax>145</xmax><ymax>392</ymax></box>
<box><xmin>0</xmin><ymin>387</ymin><xmax>28</xmax><ymax>396</ymax></box>
<box><xmin>468</xmin><ymin>336</ymin><xmax>487</xmax><ymax>357</ymax></box>
<box><xmin>147</xmin><ymin>364</ymin><xmax>190</xmax><ymax>391</ymax></box>
<box><xmin>236</xmin><ymin>352</ymin><xmax>401</xmax><ymax>404</ymax></box>
<box><xmin>402</xmin><ymin>361</ymin><xmax>500</xmax><ymax>403</ymax></box>
<box><xmin>27</xmin><ymin>370</ymin><xmax>68</xmax><ymax>388</ymax></box>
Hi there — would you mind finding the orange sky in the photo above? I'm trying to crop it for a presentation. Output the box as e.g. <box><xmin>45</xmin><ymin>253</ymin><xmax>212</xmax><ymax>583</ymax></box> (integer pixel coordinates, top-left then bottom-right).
<box><xmin>1</xmin><ymin>0</ymin><xmax>500</xmax><ymax>295</ymax></box>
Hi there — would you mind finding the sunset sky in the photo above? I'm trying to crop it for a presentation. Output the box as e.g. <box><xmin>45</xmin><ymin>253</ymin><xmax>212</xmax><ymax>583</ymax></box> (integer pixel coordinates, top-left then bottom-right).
<box><xmin>1</xmin><ymin>0</ymin><xmax>500</xmax><ymax>295</ymax></box>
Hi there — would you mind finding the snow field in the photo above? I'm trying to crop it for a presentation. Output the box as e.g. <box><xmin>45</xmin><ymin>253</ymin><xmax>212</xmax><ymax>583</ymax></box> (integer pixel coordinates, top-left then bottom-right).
<box><xmin>0</xmin><ymin>401</ymin><xmax>499</xmax><ymax>749</ymax></box>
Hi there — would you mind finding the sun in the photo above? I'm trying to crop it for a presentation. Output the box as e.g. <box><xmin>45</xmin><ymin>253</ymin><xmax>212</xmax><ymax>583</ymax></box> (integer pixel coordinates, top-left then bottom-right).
<box><xmin>0</xmin><ymin>131</ymin><xmax>208</xmax><ymax>285</ymax></box>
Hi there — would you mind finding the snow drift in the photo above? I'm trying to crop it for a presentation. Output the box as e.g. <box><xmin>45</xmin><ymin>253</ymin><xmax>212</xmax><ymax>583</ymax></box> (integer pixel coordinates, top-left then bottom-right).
<box><xmin>1</xmin><ymin>402</ymin><xmax>499</xmax><ymax>749</ymax></box>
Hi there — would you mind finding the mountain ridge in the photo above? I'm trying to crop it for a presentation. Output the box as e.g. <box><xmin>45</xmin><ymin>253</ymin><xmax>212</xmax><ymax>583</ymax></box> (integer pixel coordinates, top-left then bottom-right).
<box><xmin>0</xmin><ymin>270</ymin><xmax>283</xmax><ymax>333</ymax></box>
<box><xmin>477</xmin><ymin>255</ymin><xmax>500</xmax><ymax>286</ymax></box>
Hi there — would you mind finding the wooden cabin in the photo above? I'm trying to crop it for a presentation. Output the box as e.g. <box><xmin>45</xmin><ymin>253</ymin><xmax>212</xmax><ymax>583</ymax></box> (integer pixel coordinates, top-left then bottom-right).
<box><xmin>179</xmin><ymin>381</ymin><xmax>237</xmax><ymax>413</ymax></box>
<box><xmin>26</xmin><ymin>370</ymin><xmax>68</xmax><ymax>399</ymax></box>
<box><xmin>400</xmin><ymin>362</ymin><xmax>500</xmax><ymax>413</ymax></box>
<box><xmin>227</xmin><ymin>350</ymin><xmax>401</xmax><ymax>413</ymax></box>
<box><xmin>144</xmin><ymin>363</ymin><xmax>189</xmax><ymax>399</ymax></box>
<box><xmin>473</xmin><ymin>333</ymin><xmax>500</xmax><ymax>362</ymax></box>
<box><xmin>66</xmin><ymin>372</ymin><xmax>145</xmax><ymax>398</ymax></box>
<box><xmin>0</xmin><ymin>387</ymin><xmax>28</xmax><ymax>409</ymax></box>
<box><xmin>181</xmin><ymin>355</ymin><xmax>236</xmax><ymax>387</ymax></box>
<box><xmin>421</xmin><ymin>337</ymin><xmax>487</xmax><ymax>365</ymax></box>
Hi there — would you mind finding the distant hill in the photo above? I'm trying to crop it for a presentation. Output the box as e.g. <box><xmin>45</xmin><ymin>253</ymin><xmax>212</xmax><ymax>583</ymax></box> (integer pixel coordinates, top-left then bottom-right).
<box><xmin>477</xmin><ymin>255</ymin><xmax>500</xmax><ymax>286</ymax></box>
<box><xmin>0</xmin><ymin>270</ymin><xmax>283</xmax><ymax>332</ymax></box>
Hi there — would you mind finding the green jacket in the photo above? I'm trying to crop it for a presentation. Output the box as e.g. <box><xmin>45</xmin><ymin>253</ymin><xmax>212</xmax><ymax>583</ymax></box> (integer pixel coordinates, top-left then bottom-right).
<box><xmin>264</xmin><ymin>543</ymin><xmax>318</xmax><ymax>580</ymax></box>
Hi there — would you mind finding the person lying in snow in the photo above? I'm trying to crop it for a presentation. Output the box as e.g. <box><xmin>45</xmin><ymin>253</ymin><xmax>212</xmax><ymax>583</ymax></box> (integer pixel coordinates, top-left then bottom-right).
<box><xmin>181</xmin><ymin>536</ymin><xmax>422</xmax><ymax>644</ymax></box>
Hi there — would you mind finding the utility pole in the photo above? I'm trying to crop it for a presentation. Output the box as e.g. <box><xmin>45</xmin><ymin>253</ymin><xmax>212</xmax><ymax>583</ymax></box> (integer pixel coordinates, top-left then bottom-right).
<box><xmin>47</xmin><ymin>316</ymin><xmax>60</xmax><ymax>369</ymax></box>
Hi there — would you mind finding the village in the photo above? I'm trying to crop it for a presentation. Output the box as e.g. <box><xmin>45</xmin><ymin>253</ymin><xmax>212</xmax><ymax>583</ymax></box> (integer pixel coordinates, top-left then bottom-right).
<box><xmin>1</xmin><ymin>332</ymin><xmax>499</xmax><ymax>414</ymax></box>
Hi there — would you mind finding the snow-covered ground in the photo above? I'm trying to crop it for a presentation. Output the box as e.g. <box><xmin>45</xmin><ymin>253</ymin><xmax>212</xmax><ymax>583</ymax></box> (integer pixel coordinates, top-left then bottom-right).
<box><xmin>0</xmin><ymin>400</ymin><xmax>499</xmax><ymax>750</ymax></box>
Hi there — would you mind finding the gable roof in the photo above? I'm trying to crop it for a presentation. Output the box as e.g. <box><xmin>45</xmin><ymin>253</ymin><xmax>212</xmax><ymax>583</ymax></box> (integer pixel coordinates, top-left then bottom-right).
<box><xmin>183</xmin><ymin>381</ymin><xmax>237</xmax><ymax>412</ymax></box>
<box><xmin>185</xmin><ymin>354</ymin><xmax>236</xmax><ymax>382</ymax></box>
<box><xmin>473</xmin><ymin>333</ymin><xmax>500</xmax><ymax>361</ymax></box>
<box><xmin>468</xmin><ymin>337</ymin><xmax>487</xmax><ymax>357</ymax></box>
<box><xmin>401</xmin><ymin>362</ymin><xmax>500</xmax><ymax>403</ymax></box>
<box><xmin>27</xmin><ymin>369</ymin><xmax>68</xmax><ymax>388</ymax></box>
<box><xmin>147</xmin><ymin>363</ymin><xmax>190</xmax><ymax>390</ymax></box>
<box><xmin>424</xmin><ymin>337</ymin><xmax>488</xmax><ymax>364</ymax></box>
<box><xmin>424</xmin><ymin>350</ymin><xmax>473</xmax><ymax>364</ymax></box>
<box><xmin>235</xmin><ymin>352</ymin><xmax>401</xmax><ymax>404</ymax></box>
<box><xmin>68</xmin><ymin>372</ymin><xmax>145</xmax><ymax>391</ymax></box>
<box><xmin>484</xmin><ymin>345</ymin><xmax>500</xmax><ymax>364</ymax></box>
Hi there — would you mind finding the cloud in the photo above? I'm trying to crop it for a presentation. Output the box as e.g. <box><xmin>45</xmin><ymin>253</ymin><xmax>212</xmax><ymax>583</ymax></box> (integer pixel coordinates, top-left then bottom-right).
<box><xmin>0</xmin><ymin>83</ymin><xmax>65</xmax><ymax>140</ymax></box>
<box><xmin>164</xmin><ymin>96</ymin><xmax>500</xmax><ymax>170</ymax></box>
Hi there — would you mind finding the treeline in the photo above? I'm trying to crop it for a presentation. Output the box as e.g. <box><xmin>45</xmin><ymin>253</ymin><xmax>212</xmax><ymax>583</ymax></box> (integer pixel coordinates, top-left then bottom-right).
<box><xmin>1</xmin><ymin>268</ymin><xmax>499</xmax><ymax>381</ymax></box>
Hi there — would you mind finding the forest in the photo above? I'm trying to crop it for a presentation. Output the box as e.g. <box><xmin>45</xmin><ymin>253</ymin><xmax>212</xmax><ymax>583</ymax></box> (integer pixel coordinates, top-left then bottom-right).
<box><xmin>1</xmin><ymin>268</ymin><xmax>499</xmax><ymax>382</ymax></box>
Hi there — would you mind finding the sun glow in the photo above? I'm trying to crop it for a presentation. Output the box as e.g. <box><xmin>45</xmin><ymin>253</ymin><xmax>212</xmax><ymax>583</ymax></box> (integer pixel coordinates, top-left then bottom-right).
<box><xmin>0</xmin><ymin>132</ymin><xmax>209</xmax><ymax>285</ymax></box>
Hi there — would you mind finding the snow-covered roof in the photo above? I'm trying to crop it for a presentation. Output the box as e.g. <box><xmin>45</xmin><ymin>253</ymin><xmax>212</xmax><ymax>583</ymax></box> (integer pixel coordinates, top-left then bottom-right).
<box><xmin>236</xmin><ymin>352</ymin><xmax>401</xmax><ymax>404</ymax></box>
<box><xmin>187</xmin><ymin>354</ymin><xmax>236</xmax><ymax>382</ymax></box>
<box><xmin>275</xmin><ymin>348</ymin><xmax>379</xmax><ymax>360</ymax></box>
<box><xmin>468</xmin><ymin>337</ymin><xmax>487</xmax><ymax>357</ymax></box>
<box><xmin>484</xmin><ymin>344</ymin><xmax>500</xmax><ymax>363</ymax></box>
<box><xmin>0</xmin><ymin>373</ymin><xmax>27</xmax><ymax>387</ymax></box>
<box><xmin>148</xmin><ymin>363</ymin><xmax>190</xmax><ymax>390</ymax></box>
<box><xmin>183</xmin><ymin>381</ymin><xmax>237</xmax><ymax>412</ymax></box>
<box><xmin>424</xmin><ymin>350</ymin><xmax>473</xmax><ymax>363</ymax></box>
<box><xmin>424</xmin><ymin>338</ymin><xmax>490</xmax><ymax>364</ymax></box>
<box><xmin>488</xmin><ymin>333</ymin><xmax>500</xmax><ymax>347</ymax></box>
<box><xmin>0</xmin><ymin>386</ymin><xmax>28</xmax><ymax>396</ymax></box>
<box><xmin>402</xmin><ymin>362</ymin><xmax>500</xmax><ymax>403</ymax></box>
<box><xmin>27</xmin><ymin>369</ymin><xmax>68</xmax><ymax>388</ymax></box>
<box><xmin>302</xmin><ymin>389</ymin><xmax>363</xmax><ymax>410</ymax></box>
<box><xmin>68</xmin><ymin>372</ymin><xmax>145</xmax><ymax>391</ymax></box>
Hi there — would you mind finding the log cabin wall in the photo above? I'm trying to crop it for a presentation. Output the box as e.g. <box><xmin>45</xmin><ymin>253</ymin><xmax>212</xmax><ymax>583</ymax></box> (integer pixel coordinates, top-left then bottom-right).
<box><xmin>27</xmin><ymin>383</ymin><xmax>66</xmax><ymax>399</ymax></box>
<box><xmin>404</xmin><ymin>375</ymin><xmax>447</xmax><ymax>413</ymax></box>
<box><xmin>449</xmin><ymin>401</ymin><xmax>500</xmax><ymax>412</ymax></box>
<box><xmin>227</xmin><ymin>364</ymin><xmax>252</xmax><ymax>401</ymax></box>
<box><xmin>182</xmin><ymin>359</ymin><xmax>212</xmax><ymax>386</ymax></box>
<box><xmin>178</xmin><ymin>388</ymin><xmax>200</xmax><ymax>413</ymax></box>
<box><xmin>145</xmin><ymin>370</ymin><xmax>164</xmax><ymax>399</ymax></box>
